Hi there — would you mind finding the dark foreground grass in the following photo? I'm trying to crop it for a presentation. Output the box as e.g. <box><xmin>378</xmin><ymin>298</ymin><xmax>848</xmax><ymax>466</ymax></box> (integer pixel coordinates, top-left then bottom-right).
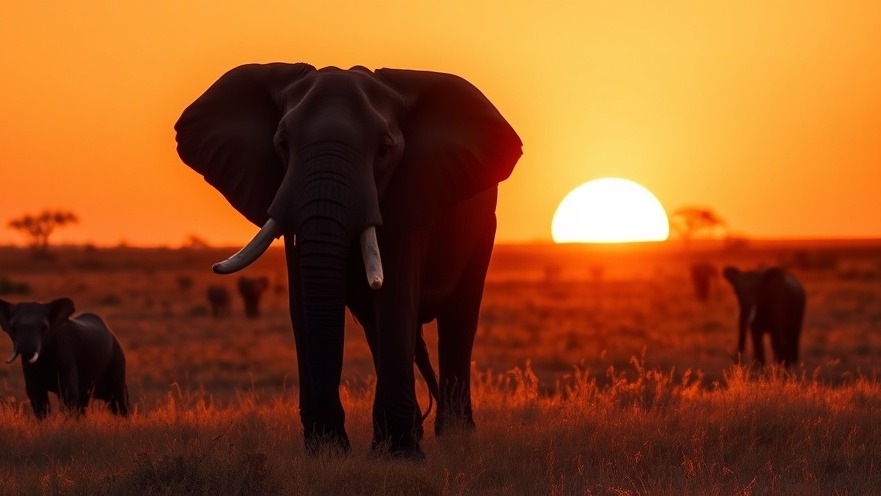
<box><xmin>0</xmin><ymin>364</ymin><xmax>879</xmax><ymax>495</ymax></box>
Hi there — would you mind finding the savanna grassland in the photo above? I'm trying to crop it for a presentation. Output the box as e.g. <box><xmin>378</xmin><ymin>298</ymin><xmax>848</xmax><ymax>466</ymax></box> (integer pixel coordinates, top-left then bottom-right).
<box><xmin>0</xmin><ymin>241</ymin><xmax>880</xmax><ymax>495</ymax></box>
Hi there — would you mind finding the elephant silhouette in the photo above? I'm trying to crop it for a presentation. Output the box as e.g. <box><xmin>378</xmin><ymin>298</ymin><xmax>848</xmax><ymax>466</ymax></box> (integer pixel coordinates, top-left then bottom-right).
<box><xmin>723</xmin><ymin>266</ymin><xmax>806</xmax><ymax>366</ymax></box>
<box><xmin>238</xmin><ymin>276</ymin><xmax>269</xmax><ymax>318</ymax></box>
<box><xmin>206</xmin><ymin>284</ymin><xmax>231</xmax><ymax>317</ymax></box>
<box><xmin>176</xmin><ymin>63</ymin><xmax>521</xmax><ymax>459</ymax></box>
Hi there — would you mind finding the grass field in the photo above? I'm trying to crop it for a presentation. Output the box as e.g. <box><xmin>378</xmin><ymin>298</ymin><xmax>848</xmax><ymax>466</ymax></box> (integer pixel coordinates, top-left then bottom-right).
<box><xmin>0</xmin><ymin>241</ymin><xmax>879</xmax><ymax>494</ymax></box>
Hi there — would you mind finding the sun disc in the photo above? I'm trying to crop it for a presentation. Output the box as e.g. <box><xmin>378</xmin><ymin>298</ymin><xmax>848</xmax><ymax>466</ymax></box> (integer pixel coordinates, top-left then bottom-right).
<box><xmin>552</xmin><ymin>178</ymin><xmax>669</xmax><ymax>243</ymax></box>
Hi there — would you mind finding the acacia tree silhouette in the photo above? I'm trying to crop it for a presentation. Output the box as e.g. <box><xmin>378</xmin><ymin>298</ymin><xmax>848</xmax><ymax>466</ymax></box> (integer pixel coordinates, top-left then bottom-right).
<box><xmin>669</xmin><ymin>206</ymin><xmax>726</xmax><ymax>245</ymax></box>
<box><xmin>8</xmin><ymin>210</ymin><xmax>79</xmax><ymax>257</ymax></box>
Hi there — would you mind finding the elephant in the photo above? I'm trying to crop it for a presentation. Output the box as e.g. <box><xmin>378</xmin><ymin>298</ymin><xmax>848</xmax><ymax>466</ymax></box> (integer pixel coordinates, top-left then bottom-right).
<box><xmin>690</xmin><ymin>262</ymin><xmax>718</xmax><ymax>303</ymax></box>
<box><xmin>238</xmin><ymin>276</ymin><xmax>269</xmax><ymax>318</ymax></box>
<box><xmin>722</xmin><ymin>266</ymin><xmax>806</xmax><ymax>366</ymax></box>
<box><xmin>206</xmin><ymin>284</ymin><xmax>231</xmax><ymax>317</ymax></box>
<box><xmin>175</xmin><ymin>63</ymin><xmax>521</xmax><ymax>459</ymax></box>
<box><xmin>0</xmin><ymin>298</ymin><xmax>129</xmax><ymax>418</ymax></box>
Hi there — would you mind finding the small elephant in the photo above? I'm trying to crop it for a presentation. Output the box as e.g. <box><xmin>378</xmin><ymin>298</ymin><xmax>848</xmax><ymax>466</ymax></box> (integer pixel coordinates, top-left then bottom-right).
<box><xmin>0</xmin><ymin>298</ymin><xmax>129</xmax><ymax>418</ymax></box>
<box><xmin>205</xmin><ymin>284</ymin><xmax>229</xmax><ymax>318</ymax></box>
<box><xmin>206</xmin><ymin>284</ymin><xmax>231</xmax><ymax>317</ymax></box>
<box><xmin>176</xmin><ymin>63</ymin><xmax>521</xmax><ymax>459</ymax></box>
<box><xmin>238</xmin><ymin>276</ymin><xmax>269</xmax><ymax>318</ymax></box>
<box><xmin>690</xmin><ymin>262</ymin><xmax>718</xmax><ymax>303</ymax></box>
<box><xmin>722</xmin><ymin>266</ymin><xmax>806</xmax><ymax>366</ymax></box>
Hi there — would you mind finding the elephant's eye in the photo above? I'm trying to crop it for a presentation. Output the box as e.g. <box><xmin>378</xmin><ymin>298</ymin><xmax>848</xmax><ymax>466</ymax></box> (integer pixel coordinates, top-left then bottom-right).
<box><xmin>376</xmin><ymin>137</ymin><xmax>393</xmax><ymax>160</ymax></box>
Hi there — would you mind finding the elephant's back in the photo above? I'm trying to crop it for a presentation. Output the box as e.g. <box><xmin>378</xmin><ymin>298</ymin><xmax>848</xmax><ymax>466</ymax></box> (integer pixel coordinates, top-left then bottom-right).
<box><xmin>760</xmin><ymin>269</ymin><xmax>806</xmax><ymax>317</ymax></box>
<box><xmin>68</xmin><ymin>313</ymin><xmax>118</xmax><ymax>365</ymax></box>
<box><xmin>72</xmin><ymin>313</ymin><xmax>113</xmax><ymax>336</ymax></box>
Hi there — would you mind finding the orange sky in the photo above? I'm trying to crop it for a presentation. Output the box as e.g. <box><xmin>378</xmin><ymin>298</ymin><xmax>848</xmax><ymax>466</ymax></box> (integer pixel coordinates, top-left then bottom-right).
<box><xmin>2</xmin><ymin>1</ymin><xmax>880</xmax><ymax>246</ymax></box>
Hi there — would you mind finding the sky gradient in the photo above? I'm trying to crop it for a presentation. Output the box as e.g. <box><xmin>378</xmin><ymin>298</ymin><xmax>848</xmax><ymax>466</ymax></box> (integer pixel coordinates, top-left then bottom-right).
<box><xmin>2</xmin><ymin>1</ymin><xmax>879</xmax><ymax>246</ymax></box>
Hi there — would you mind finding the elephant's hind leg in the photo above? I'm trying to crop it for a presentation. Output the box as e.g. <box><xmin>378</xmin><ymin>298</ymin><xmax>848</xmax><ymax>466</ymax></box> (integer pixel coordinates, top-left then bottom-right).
<box><xmin>107</xmin><ymin>351</ymin><xmax>130</xmax><ymax>416</ymax></box>
<box><xmin>110</xmin><ymin>384</ymin><xmax>130</xmax><ymax>416</ymax></box>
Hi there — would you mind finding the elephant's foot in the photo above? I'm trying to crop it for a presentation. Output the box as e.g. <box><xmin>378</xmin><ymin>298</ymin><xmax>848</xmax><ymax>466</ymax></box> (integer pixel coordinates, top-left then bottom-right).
<box><xmin>304</xmin><ymin>428</ymin><xmax>351</xmax><ymax>457</ymax></box>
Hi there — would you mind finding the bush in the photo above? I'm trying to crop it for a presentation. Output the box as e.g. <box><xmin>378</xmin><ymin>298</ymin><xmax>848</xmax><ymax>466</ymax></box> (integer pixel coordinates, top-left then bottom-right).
<box><xmin>98</xmin><ymin>294</ymin><xmax>123</xmax><ymax>306</ymax></box>
<box><xmin>0</xmin><ymin>276</ymin><xmax>31</xmax><ymax>296</ymax></box>
<box><xmin>177</xmin><ymin>276</ymin><xmax>194</xmax><ymax>293</ymax></box>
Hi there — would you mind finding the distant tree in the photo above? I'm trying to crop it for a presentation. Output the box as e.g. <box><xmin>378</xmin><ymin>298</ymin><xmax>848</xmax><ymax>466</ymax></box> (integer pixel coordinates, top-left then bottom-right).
<box><xmin>669</xmin><ymin>207</ymin><xmax>726</xmax><ymax>244</ymax></box>
<box><xmin>8</xmin><ymin>210</ymin><xmax>79</xmax><ymax>256</ymax></box>
<box><xmin>182</xmin><ymin>234</ymin><xmax>210</xmax><ymax>249</ymax></box>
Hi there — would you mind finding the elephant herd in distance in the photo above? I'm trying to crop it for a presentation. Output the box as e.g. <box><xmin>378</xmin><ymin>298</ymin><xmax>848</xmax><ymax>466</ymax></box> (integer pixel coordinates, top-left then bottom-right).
<box><xmin>206</xmin><ymin>276</ymin><xmax>270</xmax><ymax>318</ymax></box>
<box><xmin>0</xmin><ymin>62</ymin><xmax>809</xmax><ymax>462</ymax></box>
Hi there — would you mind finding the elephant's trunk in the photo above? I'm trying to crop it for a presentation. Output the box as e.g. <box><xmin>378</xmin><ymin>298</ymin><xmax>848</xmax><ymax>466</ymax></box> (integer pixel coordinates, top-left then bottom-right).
<box><xmin>736</xmin><ymin>306</ymin><xmax>752</xmax><ymax>360</ymax></box>
<box><xmin>296</xmin><ymin>204</ymin><xmax>351</xmax><ymax>441</ymax></box>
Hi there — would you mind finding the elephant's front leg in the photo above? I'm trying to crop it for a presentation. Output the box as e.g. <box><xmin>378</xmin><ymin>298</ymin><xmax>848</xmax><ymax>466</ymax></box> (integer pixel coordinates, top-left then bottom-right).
<box><xmin>58</xmin><ymin>367</ymin><xmax>83</xmax><ymax>415</ymax></box>
<box><xmin>25</xmin><ymin>379</ymin><xmax>50</xmax><ymax>419</ymax></box>
<box><xmin>371</xmin><ymin>234</ymin><xmax>424</xmax><ymax>460</ymax></box>
<box><xmin>436</xmin><ymin>288</ymin><xmax>482</xmax><ymax>435</ymax></box>
<box><xmin>750</xmin><ymin>327</ymin><xmax>766</xmax><ymax>365</ymax></box>
<box><xmin>435</xmin><ymin>228</ymin><xmax>494</xmax><ymax>435</ymax></box>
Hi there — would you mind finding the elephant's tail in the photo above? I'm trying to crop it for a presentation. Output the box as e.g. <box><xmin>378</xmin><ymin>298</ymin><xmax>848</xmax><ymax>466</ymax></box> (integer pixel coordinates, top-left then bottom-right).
<box><xmin>415</xmin><ymin>330</ymin><xmax>439</xmax><ymax>421</ymax></box>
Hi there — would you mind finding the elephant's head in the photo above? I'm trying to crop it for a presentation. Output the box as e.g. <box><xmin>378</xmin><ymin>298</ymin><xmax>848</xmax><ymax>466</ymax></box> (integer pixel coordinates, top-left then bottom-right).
<box><xmin>0</xmin><ymin>298</ymin><xmax>74</xmax><ymax>365</ymax></box>
<box><xmin>176</xmin><ymin>65</ymin><xmax>520</xmax><ymax>306</ymax></box>
<box><xmin>723</xmin><ymin>266</ymin><xmax>757</xmax><ymax>358</ymax></box>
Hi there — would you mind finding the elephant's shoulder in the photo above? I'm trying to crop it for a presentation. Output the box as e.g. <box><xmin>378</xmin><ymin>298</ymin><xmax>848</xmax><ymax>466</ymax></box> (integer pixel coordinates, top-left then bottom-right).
<box><xmin>70</xmin><ymin>313</ymin><xmax>108</xmax><ymax>330</ymax></box>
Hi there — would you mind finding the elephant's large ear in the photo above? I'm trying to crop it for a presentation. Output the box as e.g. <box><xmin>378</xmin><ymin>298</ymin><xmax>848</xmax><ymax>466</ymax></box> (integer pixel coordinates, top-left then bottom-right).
<box><xmin>0</xmin><ymin>299</ymin><xmax>12</xmax><ymax>333</ymax></box>
<box><xmin>46</xmin><ymin>298</ymin><xmax>75</xmax><ymax>329</ymax></box>
<box><xmin>375</xmin><ymin>69</ymin><xmax>522</xmax><ymax>227</ymax></box>
<box><xmin>175</xmin><ymin>63</ymin><xmax>315</xmax><ymax>226</ymax></box>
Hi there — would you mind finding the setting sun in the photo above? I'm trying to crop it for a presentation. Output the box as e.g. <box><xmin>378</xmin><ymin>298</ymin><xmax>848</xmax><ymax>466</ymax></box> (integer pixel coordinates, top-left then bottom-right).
<box><xmin>552</xmin><ymin>178</ymin><xmax>669</xmax><ymax>243</ymax></box>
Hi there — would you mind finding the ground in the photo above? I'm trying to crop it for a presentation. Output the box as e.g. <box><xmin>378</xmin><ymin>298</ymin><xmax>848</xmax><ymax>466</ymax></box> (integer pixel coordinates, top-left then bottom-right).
<box><xmin>0</xmin><ymin>241</ymin><xmax>878</xmax><ymax>494</ymax></box>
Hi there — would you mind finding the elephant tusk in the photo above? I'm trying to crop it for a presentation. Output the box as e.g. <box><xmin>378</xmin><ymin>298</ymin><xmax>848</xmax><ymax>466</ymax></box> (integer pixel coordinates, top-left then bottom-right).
<box><xmin>27</xmin><ymin>351</ymin><xmax>39</xmax><ymax>364</ymax></box>
<box><xmin>5</xmin><ymin>350</ymin><xmax>19</xmax><ymax>364</ymax></box>
<box><xmin>213</xmin><ymin>218</ymin><xmax>282</xmax><ymax>275</ymax></box>
<box><xmin>360</xmin><ymin>226</ymin><xmax>383</xmax><ymax>290</ymax></box>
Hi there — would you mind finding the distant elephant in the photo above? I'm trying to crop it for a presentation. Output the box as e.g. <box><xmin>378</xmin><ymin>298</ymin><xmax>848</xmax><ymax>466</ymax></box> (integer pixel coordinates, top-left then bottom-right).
<box><xmin>0</xmin><ymin>298</ymin><xmax>129</xmax><ymax>418</ymax></box>
<box><xmin>722</xmin><ymin>266</ymin><xmax>806</xmax><ymax>366</ymax></box>
<box><xmin>690</xmin><ymin>262</ymin><xmax>718</xmax><ymax>303</ymax></box>
<box><xmin>175</xmin><ymin>63</ymin><xmax>521</xmax><ymax>459</ymax></box>
<box><xmin>238</xmin><ymin>276</ymin><xmax>269</xmax><ymax>318</ymax></box>
<box><xmin>206</xmin><ymin>284</ymin><xmax>231</xmax><ymax>317</ymax></box>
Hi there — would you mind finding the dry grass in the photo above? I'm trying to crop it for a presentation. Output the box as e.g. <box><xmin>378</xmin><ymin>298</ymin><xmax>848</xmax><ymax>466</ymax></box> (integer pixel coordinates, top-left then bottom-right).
<box><xmin>0</xmin><ymin>242</ymin><xmax>880</xmax><ymax>494</ymax></box>
<box><xmin>0</xmin><ymin>364</ymin><xmax>878</xmax><ymax>495</ymax></box>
